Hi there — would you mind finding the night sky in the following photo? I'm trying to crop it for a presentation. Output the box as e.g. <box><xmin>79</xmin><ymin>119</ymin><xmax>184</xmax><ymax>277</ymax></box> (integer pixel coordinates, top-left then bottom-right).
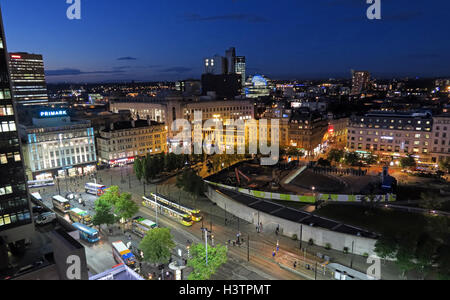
<box><xmin>1</xmin><ymin>0</ymin><xmax>449</xmax><ymax>83</ymax></box>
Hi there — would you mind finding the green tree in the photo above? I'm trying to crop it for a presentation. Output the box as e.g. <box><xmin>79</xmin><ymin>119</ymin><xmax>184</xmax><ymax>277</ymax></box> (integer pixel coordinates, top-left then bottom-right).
<box><xmin>374</xmin><ymin>234</ymin><xmax>397</xmax><ymax>260</ymax></box>
<box><xmin>99</xmin><ymin>185</ymin><xmax>121</xmax><ymax>206</ymax></box>
<box><xmin>439</xmin><ymin>158</ymin><xmax>450</xmax><ymax>173</ymax></box>
<box><xmin>139</xmin><ymin>228</ymin><xmax>176</xmax><ymax>265</ymax></box>
<box><xmin>344</xmin><ymin>152</ymin><xmax>361</xmax><ymax>166</ymax></box>
<box><xmin>114</xmin><ymin>192</ymin><xmax>139</xmax><ymax>221</ymax></box>
<box><xmin>177</xmin><ymin>169</ymin><xmax>206</xmax><ymax>206</ymax></box>
<box><xmin>364</xmin><ymin>153</ymin><xmax>378</xmax><ymax>165</ymax></box>
<box><xmin>187</xmin><ymin>243</ymin><xmax>228</xmax><ymax>280</ymax></box>
<box><xmin>92</xmin><ymin>197</ymin><xmax>116</xmax><ymax>227</ymax></box>
<box><xmin>418</xmin><ymin>191</ymin><xmax>443</xmax><ymax>210</ymax></box>
<box><xmin>400</xmin><ymin>154</ymin><xmax>417</xmax><ymax>169</ymax></box>
<box><xmin>328</xmin><ymin>149</ymin><xmax>344</xmax><ymax>164</ymax></box>
<box><xmin>133</xmin><ymin>158</ymin><xmax>143</xmax><ymax>182</ymax></box>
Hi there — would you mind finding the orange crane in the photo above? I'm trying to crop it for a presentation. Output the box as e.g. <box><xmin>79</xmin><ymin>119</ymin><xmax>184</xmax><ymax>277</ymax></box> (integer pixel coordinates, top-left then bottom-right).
<box><xmin>235</xmin><ymin>168</ymin><xmax>257</xmax><ymax>188</ymax></box>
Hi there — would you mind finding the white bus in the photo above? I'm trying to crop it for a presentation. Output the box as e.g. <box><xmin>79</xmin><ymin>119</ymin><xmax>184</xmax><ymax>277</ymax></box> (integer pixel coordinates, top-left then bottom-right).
<box><xmin>52</xmin><ymin>195</ymin><xmax>71</xmax><ymax>213</ymax></box>
<box><xmin>27</xmin><ymin>179</ymin><xmax>55</xmax><ymax>189</ymax></box>
<box><xmin>85</xmin><ymin>183</ymin><xmax>107</xmax><ymax>196</ymax></box>
<box><xmin>112</xmin><ymin>241</ymin><xmax>137</xmax><ymax>269</ymax></box>
<box><xmin>132</xmin><ymin>217</ymin><xmax>157</xmax><ymax>238</ymax></box>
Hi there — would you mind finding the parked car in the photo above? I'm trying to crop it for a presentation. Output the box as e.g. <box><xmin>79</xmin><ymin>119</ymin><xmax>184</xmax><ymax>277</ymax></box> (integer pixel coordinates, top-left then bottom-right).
<box><xmin>32</xmin><ymin>206</ymin><xmax>46</xmax><ymax>214</ymax></box>
<box><xmin>35</xmin><ymin>212</ymin><xmax>57</xmax><ymax>226</ymax></box>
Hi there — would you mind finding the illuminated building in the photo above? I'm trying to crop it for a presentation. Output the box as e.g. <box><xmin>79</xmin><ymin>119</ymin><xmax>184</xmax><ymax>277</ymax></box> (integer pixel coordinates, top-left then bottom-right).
<box><xmin>351</xmin><ymin>71</ymin><xmax>371</xmax><ymax>96</ymax></box>
<box><xmin>235</xmin><ymin>56</ymin><xmax>246</xmax><ymax>89</ymax></box>
<box><xmin>347</xmin><ymin>111</ymin><xmax>434</xmax><ymax>164</ymax></box>
<box><xmin>8</xmin><ymin>52</ymin><xmax>49</xmax><ymax>106</ymax></box>
<box><xmin>96</xmin><ymin>119</ymin><xmax>167</xmax><ymax>166</ymax></box>
<box><xmin>245</xmin><ymin>75</ymin><xmax>273</xmax><ymax>98</ymax></box>
<box><xmin>19</xmin><ymin>109</ymin><xmax>97</xmax><ymax>180</ymax></box>
<box><xmin>430</xmin><ymin>114</ymin><xmax>450</xmax><ymax>164</ymax></box>
<box><xmin>288</xmin><ymin>110</ymin><xmax>328</xmax><ymax>156</ymax></box>
<box><xmin>0</xmin><ymin>9</ymin><xmax>34</xmax><ymax>268</ymax></box>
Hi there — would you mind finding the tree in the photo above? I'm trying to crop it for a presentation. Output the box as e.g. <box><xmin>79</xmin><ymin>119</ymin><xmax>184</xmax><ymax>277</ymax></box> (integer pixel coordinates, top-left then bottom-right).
<box><xmin>97</xmin><ymin>186</ymin><xmax>137</xmax><ymax>222</ymax></box>
<box><xmin>364</xmin><ymin>153</ymin><xmax>378</xmax><ymax>165</ymax></box>
<box><xmin>139</xmin><ymin>228</ymin><xmax>176</xmax><ymax>265</ymax></box>
<box><xmin>400</xmin><ymin>154</ymin><xmax>417</xmax><ymax>170</ymax></box>
<box><xmin>415</xmin><ymin>233</ymin><xmax>439</xmax><ymax>279</ymax></box>
<box><xmin>99</xmin><ymin>185</ymin><xmax>121</xmax><ymax>206</ymax></box>
<box><xmin>374</xmin><ymin>234</ymin><xmax>397</xmax><ymax>260</ymax></box>
<box><xmin>328</xmin><ymin>149</ymin><xmax>344</xmax><ymax>164</ymax></box>
<box><xmin>177</xmin><ymin>169</ymin><xmax>206</xmax><ymax>206</ymax></box>
<box><xmin>344</xmin><ymin>152</ymin><xmax>360</xmax><ymax>166</ymax></box>
<box><xmin>187</xmin><ymin>243</ymin><xmax>228</xmax><ymax>280</ymax></box>
<box><xmin>439</xmin><ymin>158</ymin><xmax>450</xmax><ymax>173</ymax></box>
<box><xmin>317</xmin><ymin>158</ymin><xmax>331</xmax><ymax>167</ymax></box>
<box><xmin>114</xmin><ymin>192</ymin><xmax>139</xmax><ymax>221</ymax></box>
<box><xmin>418</xmin><ymin>191</ymin><xmax>443</xmax><ymax>210</ymax></box>
<box><xmin>92</xmin><ymin>197</ymin><xmax>116</xmax><ymax>227</ymax></box>
<box><xmin>133</xmin><ymin>158</ymin><xmax>143</xmax><ymax>182</ymax></box>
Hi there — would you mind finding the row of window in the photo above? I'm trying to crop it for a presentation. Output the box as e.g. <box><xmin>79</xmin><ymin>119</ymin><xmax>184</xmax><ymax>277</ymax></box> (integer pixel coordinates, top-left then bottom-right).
<box><xmin>0</xmin><ymin>211</ymin><xmax>31</xmax><ymax>227</ymax></box>
<box><xmin>0</xmin><ymin>152</ymin><xmax>21</xmax><ymax>164</ymax></box>
<box><xmin>0</xmin><ymin>121</ymin><xmax>16</xmax><ymax>133</ymax></box>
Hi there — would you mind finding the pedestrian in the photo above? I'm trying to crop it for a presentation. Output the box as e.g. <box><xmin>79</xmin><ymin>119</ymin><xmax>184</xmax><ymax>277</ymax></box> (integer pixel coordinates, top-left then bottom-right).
<box><xmin>260</xmin><ymin>222</ymin><xmax>263</xmax><ymax>232</ymax></box>
<box><xmin>293</xmin><ymin>261</ymin><xmax>297</xmax><ymax>269</ymax></box>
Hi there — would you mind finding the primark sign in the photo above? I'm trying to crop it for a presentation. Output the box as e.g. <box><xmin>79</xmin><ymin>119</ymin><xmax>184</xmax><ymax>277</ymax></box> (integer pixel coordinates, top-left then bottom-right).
<box><xmin>39</xmin><ymin>110</ymin><xmax>68</xmax><ymax>118</ymax></box>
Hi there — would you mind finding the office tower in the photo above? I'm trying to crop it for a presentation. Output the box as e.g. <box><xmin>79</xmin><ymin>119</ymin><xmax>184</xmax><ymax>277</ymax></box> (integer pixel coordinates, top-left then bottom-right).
<box><xmin>351</xmin><ymin>70</ymin><xmax>371</xmax><ymax>95</ymax></box>
<box><xmin>235</xmin><ymin>56</ymin><xmax>246</xmax><ymax>87</ymax></box>
<box><xmin>0</xmin><ymin>8</ymin><xmax>34</xmax><ymax>270</ymax></box>
<box><xmin>204</xmin><ymin>55</ymin><xmax>227</xmax><ymax>75</ymax></box>
<box><xmin>9</xmin><ymin>52</ymin><xmax>49</xmax><ymax>106</ymax></box>
<box><xmin>225</xmin><ymin>47</ymin><xmax>236</xmax><ymax>74</ymax></box>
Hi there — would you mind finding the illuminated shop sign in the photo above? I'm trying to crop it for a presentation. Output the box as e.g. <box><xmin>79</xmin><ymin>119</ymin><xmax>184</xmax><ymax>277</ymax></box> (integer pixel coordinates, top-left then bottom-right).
<box><xmin>39</xmin><ymin>110</ymin><xmax>68</xmax><ymax>117</ymax></box>
<box><xmin>381</xmin><ymin>136</ymin><xmax>394</xmax><ymax>140</ymax></box>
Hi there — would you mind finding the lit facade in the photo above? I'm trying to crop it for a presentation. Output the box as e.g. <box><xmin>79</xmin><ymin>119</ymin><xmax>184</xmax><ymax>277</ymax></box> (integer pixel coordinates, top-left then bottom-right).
<box><xmin>19</xmin><ymin>111</ymin><xmax>97</xmax><ymax>180</ymax></box>
<box><xmin>245</xmin><ymin>75</ymin><xmax>272</xmax><ymax>98</ymax></box>
<box><xmin>97</xmin><ymin>120</ymin><xmax>167</xmax><ymax>166</ymax></box>
<box><xmin>351</xmin><ymin>71</ymin><xmax>371</xmax><ymax>96</ymax></box>
<box><xmin>347</xmin><ymin>111</ymin><xmax>434</xmax><ymax>164</ymax></box>
<box><xmin>8</xmin><ymin>52</ymin><xmax>49</xmax><ymax>106</ymax></box>
<box><xmin>0</xmin><ymin>10</ymin><xmax>34</xmax><ymax>246</ymax></box>
<box><xmin>430</xmin><ymin>114</ymin><xmax>450</xmax><ymax>163</ymax></box>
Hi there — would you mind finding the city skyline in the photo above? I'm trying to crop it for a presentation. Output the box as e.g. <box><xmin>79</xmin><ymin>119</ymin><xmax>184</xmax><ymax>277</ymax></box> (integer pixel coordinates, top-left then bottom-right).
<box><xmin>0</xmin><ymin>0</ymin><xmax>449</xmax><ymax>83</ymax></box>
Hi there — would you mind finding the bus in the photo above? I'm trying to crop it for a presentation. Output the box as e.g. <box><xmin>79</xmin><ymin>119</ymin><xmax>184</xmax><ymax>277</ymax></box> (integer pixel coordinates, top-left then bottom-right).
<box><xmin>52</xmin><ymin>195</ymin><xmax>71</xmax><ymax>213</ymax></box>
<box><xmin>112</xmin><ymin>241</ymin><xmax>137</xmax><ymax>269</ymax></box>
<box><xmin>72</xmin><ymin>223</ymin><xmax>100</xmax><ymax>243</ymax></box>
<box><xmin>27</xmin><ymin>179</ymin><xmax>55</xmax><ymax>189</ymax></box>
<box><xmin>151</xmin><ymin>192</ymin><xmax>202</xmax><ymax>222</ymax></box>
<box><xmin>85</xmin><ymin>183</ymin><xmax>107</xmax><ymax>196</ymax></box>
<box><xmin>69</xmin><ymin>208</ymin><xmax>92</xmax><ymax>225</ymax></box>
<box><xmin>132</xmin><ymin>217</ymin><xmax>157</xmax><ymax>238</ymax></box>
<box><xmin>142</xmin><ymin>195</ymin><xmax>194</xmax><ymax>227</ymax></box>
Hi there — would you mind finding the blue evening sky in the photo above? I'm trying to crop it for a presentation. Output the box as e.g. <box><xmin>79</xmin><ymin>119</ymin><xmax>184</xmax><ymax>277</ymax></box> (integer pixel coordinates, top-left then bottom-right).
<box><xmin>1</xmin><ymin>0</ymin><xmax>449</xmax><ymax>83</ymax></box>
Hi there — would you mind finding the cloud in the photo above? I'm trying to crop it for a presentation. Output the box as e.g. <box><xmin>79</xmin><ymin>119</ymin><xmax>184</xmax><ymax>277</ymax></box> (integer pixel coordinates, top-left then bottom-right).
<box><xmin>183</xmin><ymin>13</ymin><xmax>269</xmax><ymax>23</ymax></box>
<box><xmin>159</xmin><ymin>67</ymin><xmax>193</xmax><ymax>73</ymax></box>
<box><xmin>117</xmin><ymin>56</ymin><xmax>137</xmax><ymax>61</ymax></box>
<box><xmin>45</xmin><ymin>68</ymin><xmax>125</xmax><ymax>76</ymax></box>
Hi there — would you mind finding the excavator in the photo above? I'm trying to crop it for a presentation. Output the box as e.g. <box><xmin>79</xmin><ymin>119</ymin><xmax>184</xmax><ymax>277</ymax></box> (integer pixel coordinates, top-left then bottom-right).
<box><xmin>235</xmin><ymin>168</ymin><xmax>258</xmax><ymax>189</ymax></box>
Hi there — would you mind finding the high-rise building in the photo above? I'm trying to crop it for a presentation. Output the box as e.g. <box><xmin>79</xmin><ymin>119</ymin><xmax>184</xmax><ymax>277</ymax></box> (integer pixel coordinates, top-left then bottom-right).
<box><xmin>204</xmin><ymin>55</ymin><xmax>227</xmax><ymax>75</ymax></box>
<box><xmin>351</xmin><ymin>71</ymin><xmax>371</xmax><ymax>95</ymax></box>
<box><xmin>0</xmin><ymin>9</ymin><xmax>34</xmax><ymax>268</ymax></box>
<box><xmin>235</xmin><ymin>56</ymin><xmax>246</xmax><ymax>88</ymax></box>
<box><xmin>225</xmin><ymin>47</ymin><xmax>236</xmax><ymax>75</ymax></box>
<box><xmin>9</xmin><ymin>52</ymin><xmax>49</xmax><ymax>106</ymax></box>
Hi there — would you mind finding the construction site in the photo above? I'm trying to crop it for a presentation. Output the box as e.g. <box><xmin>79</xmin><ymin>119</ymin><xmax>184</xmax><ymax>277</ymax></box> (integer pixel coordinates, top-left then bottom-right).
<box><xmin>205</xmin><ymin>160</ymin><xmax>393</xmax><ymax>198</ymax></box>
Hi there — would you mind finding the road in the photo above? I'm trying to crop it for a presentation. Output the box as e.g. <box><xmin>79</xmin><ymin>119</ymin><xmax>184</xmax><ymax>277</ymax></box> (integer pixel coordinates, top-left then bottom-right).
<box><xmin>31</xmin><ymin>164</ymin><xmax>409</xmax><ymax>280</ymax></box>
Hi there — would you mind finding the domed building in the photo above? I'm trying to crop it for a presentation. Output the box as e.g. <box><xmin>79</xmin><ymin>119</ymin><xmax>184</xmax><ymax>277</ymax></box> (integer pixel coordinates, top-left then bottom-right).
<box><xmin>244</xmin><ymin>75</ymin><xmax>273</xmax><ymax>98</ymax></box>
